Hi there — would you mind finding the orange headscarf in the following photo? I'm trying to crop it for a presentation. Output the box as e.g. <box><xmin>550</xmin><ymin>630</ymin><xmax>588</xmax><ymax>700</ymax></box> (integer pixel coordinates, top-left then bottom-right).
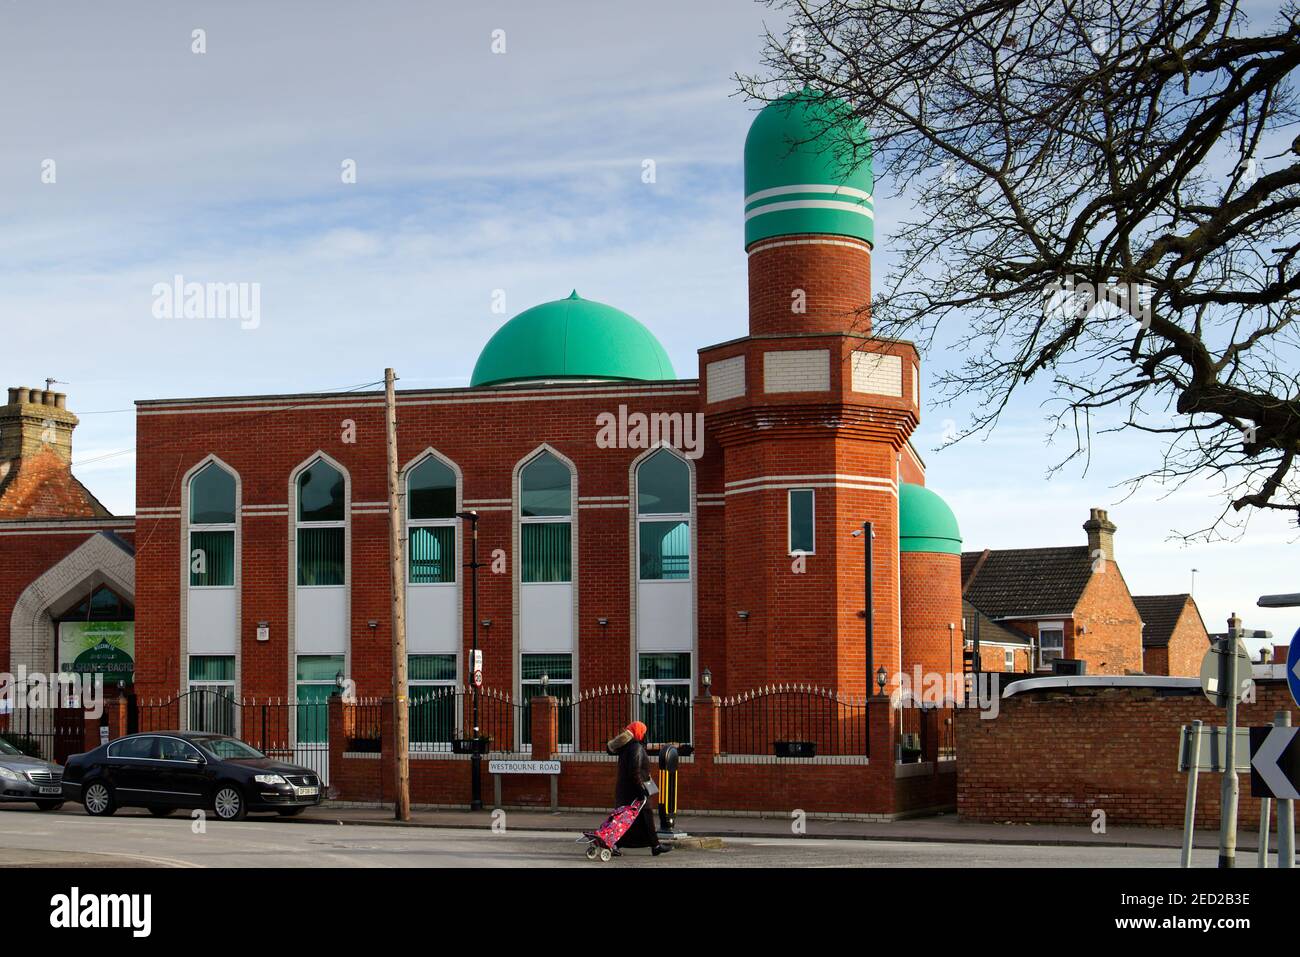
<box><xmin>626</xmin><ymin>721</ymin><xmax>648</xmax><ymax>741</ymax></box>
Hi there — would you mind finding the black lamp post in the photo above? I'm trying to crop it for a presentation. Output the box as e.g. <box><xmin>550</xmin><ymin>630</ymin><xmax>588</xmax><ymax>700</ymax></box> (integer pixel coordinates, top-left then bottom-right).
<box><xmin>852</xmin><ymin>522</ymin><xmax>876</xmax><ymax>696</ymax></box>
<box><xmin>457</xmin><ymin>509</ymin><xmax>483</xmax><ymax>810</ymax></box>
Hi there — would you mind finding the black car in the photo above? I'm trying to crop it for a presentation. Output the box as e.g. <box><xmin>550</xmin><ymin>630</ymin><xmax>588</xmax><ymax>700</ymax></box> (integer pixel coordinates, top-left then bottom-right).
<box><xmin>62</xmin><ymin>731</ymin><xmax>323</xmax><ymax>821</ymax></box>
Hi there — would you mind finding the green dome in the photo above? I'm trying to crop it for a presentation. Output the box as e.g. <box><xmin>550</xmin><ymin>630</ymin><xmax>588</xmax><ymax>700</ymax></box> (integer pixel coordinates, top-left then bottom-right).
<box><xmin>899</xmin><ymin>483</ymin><xmax>961</xmax><ymax>555</ymax></box>
<box><xmin>470</xmin><ymin>291</ymin><xmax>676</xmax><ymax>387</ymax></box>
<box><xmin>744</xmin><ymin>88</ymin><xmax>874</xmax><ymax>248</ymax></box>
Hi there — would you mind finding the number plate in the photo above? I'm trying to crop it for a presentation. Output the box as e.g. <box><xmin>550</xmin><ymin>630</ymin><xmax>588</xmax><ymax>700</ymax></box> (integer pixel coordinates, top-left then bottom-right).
<box><xmin>294</xmin><ymin>786</ymin><xmax>318</xmax><ymax>798</ymax></box>
<box><xmin>38</xmin><ymin>786</ymin><xmax>61</xmax><ymax>795</ymax></box>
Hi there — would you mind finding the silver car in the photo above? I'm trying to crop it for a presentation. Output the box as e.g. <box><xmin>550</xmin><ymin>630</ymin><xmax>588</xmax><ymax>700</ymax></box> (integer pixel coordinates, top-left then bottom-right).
<box><xmin>0</xmin><ymin>736</ymin><xmax>64</xmax><ymax>810</ymax></box>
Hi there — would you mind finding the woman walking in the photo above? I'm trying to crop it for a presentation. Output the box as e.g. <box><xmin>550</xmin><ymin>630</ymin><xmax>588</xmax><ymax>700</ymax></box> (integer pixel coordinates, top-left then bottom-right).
<box><xmin>606</xmin><ymin>720</ymin><xmax>672</xmax><ymax>856</ymax></box>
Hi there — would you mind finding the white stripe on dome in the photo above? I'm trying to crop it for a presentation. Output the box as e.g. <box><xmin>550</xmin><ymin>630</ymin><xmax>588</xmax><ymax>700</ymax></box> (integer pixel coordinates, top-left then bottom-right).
<box><xmin>745</xmin><ymin>183</ymin><xmax>873</xmax><ymax>205</ymax></box>
<box><xmin>744</xmin><ymin>199</ymin><xmax>876</xmax><ymax>221</ymax></box>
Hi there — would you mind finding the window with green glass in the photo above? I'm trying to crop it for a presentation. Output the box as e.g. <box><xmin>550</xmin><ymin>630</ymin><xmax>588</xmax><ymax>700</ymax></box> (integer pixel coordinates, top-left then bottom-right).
<box><xmin>639</xmin><ymin>520</ymin><xmax>690</xmax><ymax>580</ymax></box>
<box><xmin>190</xmin><ymin>529</ymin><xmax>235</xmax><ymax>586</ymax></box>
<box><xmin>189</xmin><ymin>655</ymin><xmax>235</xmax><ymax>682</ymax></box>
<box><xmin>520</xmin><ymin>653</ymin><xmax>573</xmax><ymax>748</ymax></box>
<box><xmin>408</xmin><ymin>456</ymin><xmax>456</xmax><ymax>520</ymax></box>
<box><xmin>637</xmin><ymin>449</ymin><xmax>690</xmax><ymax>514</ymax></box>
<box><xmin>788</xmin><ymin>488</ymin><xmax>815</xmax><ymax>554</ymax></box>
<box><xmin>298</xmin><ymin>459</ymin><xmax>345</xmax><ymax>522</ymax></box>
<box><xmin>521</xmin><ymin>522</ymin><xmax>571</xmax><ymax>583</ymax></box>
<box><xmin>520</xmin><ymin>452</ymin><xmax>571</xmax><ymax>517</ymax></box>
<box><xmin>297</xmin><ymin>527</ymin><xmax>344</xmax><ymax>585</ymax></box>
<box><xmin>189</xmin><ymin>462</ymin><xmax>237</xmax><ymax>587</ymax></box>
<box><xmin>190</xmin><ymin>462</ymin><xmax>236</xmax><ymax>524</ymax></box>
<box><xmin>409</xmin><ymin>525</ymin><xmax>455</xmax><ymax>584</ymax></box>
<box><xmin>638</xmin><ymin>652</ymin><xmax>691</xmax><ymax>745</ymax></box>
<box><xmin>295</xmin><ymin>654</ymin><xmax>343</xmax><ymax>745</ymax></box>
<box><xmin>409</xmin><ymin>654</ymin><xmax>456</xmax><ymax>747</ymax></box>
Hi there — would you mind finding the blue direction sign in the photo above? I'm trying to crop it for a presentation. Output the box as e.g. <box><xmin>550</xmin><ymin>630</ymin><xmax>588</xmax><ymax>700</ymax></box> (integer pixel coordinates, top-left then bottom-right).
<box><xmin>1288</xmin><ymin>626</ymin><xmax>1300</xmax><ymax>709</ymax></box>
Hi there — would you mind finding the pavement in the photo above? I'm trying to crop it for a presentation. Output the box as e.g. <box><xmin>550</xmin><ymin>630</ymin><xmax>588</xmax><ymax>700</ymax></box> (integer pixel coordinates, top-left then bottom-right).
<box><xmin>303</xmin><ymin>803</ymin><xmax>1272</xmax><ymax>852</ymax></box>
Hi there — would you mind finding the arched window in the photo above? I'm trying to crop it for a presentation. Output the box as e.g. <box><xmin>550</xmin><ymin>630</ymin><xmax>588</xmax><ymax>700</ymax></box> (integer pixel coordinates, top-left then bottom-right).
<box><xmin>189</xmin><ymin>462</ymin><xmax>236</xmax><ymax>586</ymax></box>
<box><xmin>636</xmin><ymin>449</ymin><xmax>690</xmax><ymax>581</ymax></box>
<box><xmin>297</xmin><ymin>459</ymin><xmax>345</xmax><ymax>586</ymax></box>
<box><xmin>407</xmin><ymin>456</ymin><xmax>457</xmax><ymax>584</ymax></box>
<box><xmin>520</xmin><ymin>451</ymin><xmax>571</xmax><ymax>583</ymax></box>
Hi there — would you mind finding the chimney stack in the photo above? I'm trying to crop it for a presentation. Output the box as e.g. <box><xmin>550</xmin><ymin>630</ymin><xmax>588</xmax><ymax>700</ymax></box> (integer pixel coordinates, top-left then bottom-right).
<box><xmin>0</xmin><ymin>385</ymin><xmax>80</xmax><ymax>466</ymax></box>
<box><xmin>1083</xmin><ymin>507</ymin><xmax>1117</xmax><ymax>564</ymax></box>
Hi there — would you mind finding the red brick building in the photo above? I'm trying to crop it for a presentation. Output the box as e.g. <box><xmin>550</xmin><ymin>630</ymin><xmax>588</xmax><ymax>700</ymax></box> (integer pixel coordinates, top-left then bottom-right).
<box><xmin>1132</xmin><ymin>593</ymin><xmax>1209</xmax><ymax>677</ymax></box>
<box><xmin>961</xmin><ymin>508</ymin><xmax>1145</xmax><ymax>675</ymax></box>
<box><xmin>0</xmin><ymin>386</ymin><xmax>136</xmax><ymax>693</ymax></box>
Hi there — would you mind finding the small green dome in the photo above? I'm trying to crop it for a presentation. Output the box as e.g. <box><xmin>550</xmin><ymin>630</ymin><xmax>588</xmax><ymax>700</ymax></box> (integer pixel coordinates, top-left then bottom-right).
<box><xmin>470</xmin><ymin>291</ymin><xmax>676</xmax><ymax>387</ymax></box>
<box><xmin>744</xmin><ymin>88</ymin><xmax>874</xmax><ymax>248</ymax></box>
<box><xmin>899</xmin><ymin>483</ymin><xmax>961</xmax><ymax>555</ymax></box>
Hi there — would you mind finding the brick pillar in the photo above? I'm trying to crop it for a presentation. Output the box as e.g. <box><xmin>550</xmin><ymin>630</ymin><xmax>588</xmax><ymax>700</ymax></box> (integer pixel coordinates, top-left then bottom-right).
<box><xmin>328</xmin><ymin>694</ymin><xmax>344</xmax><ymax>798</ymax></box>
<box><xmin>530</xmin><ymin>696</ymin><xmax>558</xmax><ymax>761</ymax></box>
<box><xmin>867</xmin><ymin>695</ymin><xmax>894</xmax><ymax>763</ymax></box>
<box><xmin>693</xmin><ymin>695</ymin><xmax>720</xmax><ymax>757</ymax></box>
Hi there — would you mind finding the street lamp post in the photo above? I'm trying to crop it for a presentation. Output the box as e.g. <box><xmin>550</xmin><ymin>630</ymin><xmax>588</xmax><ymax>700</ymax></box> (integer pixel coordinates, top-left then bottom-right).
<box><xmin>851</xmin><ymin>522</ymin><xmax>876</xmax><ymax>696</ymax></box>
<box><xmin>457</xmin><ymin>509</ymin><xmax>483</xmax><ymax>811</ymax></box>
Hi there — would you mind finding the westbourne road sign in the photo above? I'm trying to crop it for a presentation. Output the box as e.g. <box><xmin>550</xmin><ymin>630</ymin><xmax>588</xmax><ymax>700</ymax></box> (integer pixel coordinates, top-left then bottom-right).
<box><xmin>1249</xmin><ymin>726</ymin><xmax>1300</xmax><ymax>800</ymax></box>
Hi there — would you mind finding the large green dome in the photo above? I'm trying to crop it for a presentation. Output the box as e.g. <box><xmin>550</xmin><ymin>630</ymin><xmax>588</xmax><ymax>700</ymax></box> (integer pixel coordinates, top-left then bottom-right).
<box><xmin>899</xmin><ymin>483</ymin><xmax>961</xmax><ymax>555</ymax></box>
<box><xmin>470</xmin><ymin>291</ymin><xmax>676</xmax><ymax>387</ymax></box>
<box><xmin>744</xmin><ymin>88</ymin><xmax>874</xmax><ymax>248</ymax></box>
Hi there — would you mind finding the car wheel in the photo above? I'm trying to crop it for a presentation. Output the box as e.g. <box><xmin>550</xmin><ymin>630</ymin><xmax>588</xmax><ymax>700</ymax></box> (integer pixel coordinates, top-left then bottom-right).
<box><xmin>35</xmin><ymin>800</ymin><xmax>63</xmax><ymax>812</ymax></box>
<box><xmin>277</xmin><ymin>807</ymin><xmax>307</xmax><ymax>817</ymax></box>
<box><xmin>83</xmin><ymin>781</ymin><xmax>116</xmax><ymax>817</ymax></box>
<box><xmin>147</xmin><ymin>806</ymin><xmax>175</xmax><ymax>817</ymax></box>
<box><xmin>212</xmin><ymin>784</ymin><xmax>246</xmax><ymax>821</ymax></box>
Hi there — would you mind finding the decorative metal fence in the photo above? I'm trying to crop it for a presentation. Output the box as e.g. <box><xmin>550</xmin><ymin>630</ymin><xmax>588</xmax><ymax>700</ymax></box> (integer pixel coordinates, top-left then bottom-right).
<box><xmin>568</xmin><ymin>684</ymin><xmax>692</xmax><ymax>753</ymax></box>
<box><xmin>0</xmin><ymin>707</ymin><xmax>83</xmax><ymax>763</ymax></box>
<box><xmin>404</xmin><ymin>686</ymin><xmax>526</xmax><ymax>754</ymax></box>
<box><xmin>134</xmin><ymin>690</ymin><xmax>331</xmax><ymax>784</ymax></box>
<box><xmin>718</xmin><ymin>685</ymin><xmax>870</xmax><ymax>757</ymax></box>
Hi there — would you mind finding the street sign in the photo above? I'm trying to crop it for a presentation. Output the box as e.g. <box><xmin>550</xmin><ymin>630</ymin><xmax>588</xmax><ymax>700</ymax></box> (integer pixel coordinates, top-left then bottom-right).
<box><xmin>1199</xmin><ymin>640</ymin><xmax>1254</xmax><ymax>707</ymax></box>
<box><xmin>1179</xmin><ymin>725</ymin><xmax>1250</xmax><ymax>772</ymax></box>
<box><xmin>1249</xmin><ymin>725</ymin><xmax>1300</xmax><ymax>800</ymax></box>
<box><xmin>1287</xmin><ymin>627</ymin><xmax>1300</xmax><ymax>709</ymax></box>
<box><xmin>471</xmin><ymin>649</ymin><xmax>482</xmax><ymax>688</ymax></box>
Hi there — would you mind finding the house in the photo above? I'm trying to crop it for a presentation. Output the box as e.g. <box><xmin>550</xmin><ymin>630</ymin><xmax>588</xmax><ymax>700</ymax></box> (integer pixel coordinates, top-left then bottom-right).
<box><xmin>962</xmin><ymin>508</ymin><xmax>1144</xmax><ymax>675</ymax></box>
<box><xmin>1132</xmin><ymin>593</ymin><xmax>1209</xmax><ymax>676</ymax></box>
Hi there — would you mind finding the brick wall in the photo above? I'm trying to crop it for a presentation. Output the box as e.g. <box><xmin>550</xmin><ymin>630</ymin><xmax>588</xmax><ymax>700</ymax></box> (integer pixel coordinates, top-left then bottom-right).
<box><xmin>1073</xmin><ymin>565</ymin><xmax>1144</xmax><ymax>674</ymax></box>
<box><xmin>957</xmin><ymin>680</ymin><xmax>1297</xmax><ymax>827</ymax></box>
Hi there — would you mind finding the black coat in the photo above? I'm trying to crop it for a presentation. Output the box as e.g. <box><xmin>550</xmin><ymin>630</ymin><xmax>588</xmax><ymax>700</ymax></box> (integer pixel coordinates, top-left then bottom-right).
<box><xmin>607</xmin><ymin>730</ymin><xmax>658</xmax><ymax>849</ymax></box>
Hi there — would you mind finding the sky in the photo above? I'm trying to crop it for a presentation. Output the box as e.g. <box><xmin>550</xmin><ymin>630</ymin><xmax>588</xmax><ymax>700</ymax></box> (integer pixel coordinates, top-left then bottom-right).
<box><xmin>1</xmin><ymin>0</ymin><xmax>1295</xmax><ymax>654</ymax></box>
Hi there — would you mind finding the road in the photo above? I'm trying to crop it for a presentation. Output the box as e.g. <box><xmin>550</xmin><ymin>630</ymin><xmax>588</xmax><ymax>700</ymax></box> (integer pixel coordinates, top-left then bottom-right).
<box><xmin>0</xmin><ymin>805</ymin><xmax>1229</xmax><ymax>867</ymax></box>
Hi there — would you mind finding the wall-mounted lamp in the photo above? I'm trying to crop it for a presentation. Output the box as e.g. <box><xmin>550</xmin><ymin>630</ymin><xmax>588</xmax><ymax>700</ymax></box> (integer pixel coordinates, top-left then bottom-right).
<box><xmin>597</xmin><ymin>617</ymin><xmax>609</xmax><ymax>627</ymax></box>
<box><xmin>481</xmin><ymin>619</ymin><xmax>492</xmax><ymax>630</ymax></box>
<box><xmin>737</xmin><ymin>611</ymin><xmax>750</xmax><ymax>621</ymax></box>
<box><xmin>367</xmin><ymin>619</ymin><xmax>379</xmax><ymax>631</ymax></box>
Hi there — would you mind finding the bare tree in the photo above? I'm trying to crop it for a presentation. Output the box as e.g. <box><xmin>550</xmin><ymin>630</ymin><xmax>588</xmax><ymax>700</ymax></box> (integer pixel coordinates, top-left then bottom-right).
<box><xmin>741</xmin><ymin>0</ymin><xmax>1300</xmax><ymax>538</ymax></box>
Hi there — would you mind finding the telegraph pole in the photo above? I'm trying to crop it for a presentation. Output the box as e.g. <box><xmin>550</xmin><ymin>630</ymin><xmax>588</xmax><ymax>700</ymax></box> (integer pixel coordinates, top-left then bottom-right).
<box><xmin>385</xmin><ymin>368</ymin><xmax>411</xmax><ymax>822</ymax></box>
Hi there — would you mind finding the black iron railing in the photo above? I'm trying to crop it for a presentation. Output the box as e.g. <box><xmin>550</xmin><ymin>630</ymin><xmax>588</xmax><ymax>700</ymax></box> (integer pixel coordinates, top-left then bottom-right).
<box><xmin>718</xmin><ymin>685</ymin><xmax>869</xmax><ymax>757</ymax></box>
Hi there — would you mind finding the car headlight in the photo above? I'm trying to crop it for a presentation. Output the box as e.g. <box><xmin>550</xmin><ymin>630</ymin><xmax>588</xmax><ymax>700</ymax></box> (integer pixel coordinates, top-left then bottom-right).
<box><xmin>0</xmin><ymin>767</ymin><xmax>21</xmax><ymax>781</ymax></box>
<box><xmin>253</xmin><ymin>773</ymin><xmax>287</xmax><ymax>785</ymax></box>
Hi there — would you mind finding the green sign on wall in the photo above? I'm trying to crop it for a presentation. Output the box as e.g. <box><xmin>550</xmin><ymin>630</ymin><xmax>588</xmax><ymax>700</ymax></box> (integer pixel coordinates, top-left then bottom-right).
<box><xmin>58</xmin><ymin>621</ymin><xmax>135</xmax><ymax>680</ymax></box>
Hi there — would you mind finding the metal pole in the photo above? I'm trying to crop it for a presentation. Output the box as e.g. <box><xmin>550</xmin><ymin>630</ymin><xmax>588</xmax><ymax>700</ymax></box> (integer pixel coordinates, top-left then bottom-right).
<box><xmin>1218</xmin><ymin>636</ymin><xmax>1239</xmax><ymax>868</ymax></box>
<box><xmin>467</xmin><ymin>512</ymin><xmax>482</xmax><ymax>811</ymax></box>
<box><xmin>1278</xmin><ymin>709</ymin><xmax>1295</xmax><ymax>868</ymax></box>
<box><xmin>1181</xmin><ymin>719</ymin><xmax>1201</xmax><ymax>868</ymax></box>
<box><xmin>864</xmin><ymin>521</ymin><xmax>874</xmax><ymax>695</ymax></box>
<box><xmin>1259</xmin><ymin>797</ymin><xmax>1272</xmax><ymax>868</ymax></box>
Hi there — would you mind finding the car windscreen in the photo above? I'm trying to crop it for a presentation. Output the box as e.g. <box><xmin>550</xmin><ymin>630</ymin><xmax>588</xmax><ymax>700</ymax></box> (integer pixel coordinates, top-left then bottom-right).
<box><xmin>193</xmin><ymin>736</ymin><xmax>265</xmax><ymax>760</ymax></box>
<box><xmin>0</xmin><ymin>737</ymin><xmax>21</xmax><ymax>756</ymax></box>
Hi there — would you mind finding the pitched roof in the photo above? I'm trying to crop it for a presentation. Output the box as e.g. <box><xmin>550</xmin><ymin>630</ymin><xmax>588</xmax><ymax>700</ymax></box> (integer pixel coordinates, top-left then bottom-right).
<box><xmin>0</xmin><ymin>449</ymin><xmax>113</xmax><ymax>520</ymax></box>
<box><xmin>961</xmin><ymin>546</ymin><xmax>1093</xmax><ymax>619</ymax></box>
<box><xmin>962</xmin><ymin>599</ymin><xmax>1030</xmax><ymax>646</ymax></box>
<box><xmin>1132</xmin><ymin>594</ymin><xmax>1194</xmax><ymax>648</ymax></box>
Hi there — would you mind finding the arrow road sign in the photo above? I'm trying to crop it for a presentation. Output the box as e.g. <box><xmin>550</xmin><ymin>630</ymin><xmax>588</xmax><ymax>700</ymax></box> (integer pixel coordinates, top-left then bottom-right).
<box><xmin>1287</xmin><ymin>627</ymin><xmax>1300</xmax><ymax>709</ymax></box>
<box><xmin>1250</xmin><ymin>726</ymin><xmax>1300</xmax><ymax>800</ymax></box>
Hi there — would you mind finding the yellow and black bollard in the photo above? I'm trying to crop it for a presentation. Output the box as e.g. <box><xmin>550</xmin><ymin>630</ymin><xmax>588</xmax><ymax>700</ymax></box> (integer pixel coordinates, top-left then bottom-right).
<box><xmin>657</xmin><ymin>744</ymin><xmax>681</xmax><ymax>834</ymax></box>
